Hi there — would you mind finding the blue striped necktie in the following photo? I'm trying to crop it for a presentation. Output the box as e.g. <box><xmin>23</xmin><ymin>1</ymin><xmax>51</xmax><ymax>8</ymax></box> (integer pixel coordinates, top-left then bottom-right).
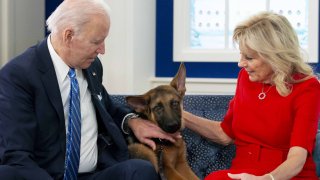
<box><xmin>64</xmin><ymin>68</ymin><xmax>81</xmax><ymax>180</ymax></box>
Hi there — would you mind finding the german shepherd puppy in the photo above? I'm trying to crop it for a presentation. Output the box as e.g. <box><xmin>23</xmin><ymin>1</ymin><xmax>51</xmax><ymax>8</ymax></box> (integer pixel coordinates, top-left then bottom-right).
<box><xmin>126</xmin><ymin>63</ymin><xmax>199</xmax><ymax>180</ymax></box>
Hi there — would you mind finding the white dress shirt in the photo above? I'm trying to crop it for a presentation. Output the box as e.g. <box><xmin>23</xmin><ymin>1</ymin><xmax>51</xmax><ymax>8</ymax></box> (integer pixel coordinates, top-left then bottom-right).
<box><xmin>47</xmin><ymin>36</ymin><xmax>98</xmax><ymax>173</ymax></box>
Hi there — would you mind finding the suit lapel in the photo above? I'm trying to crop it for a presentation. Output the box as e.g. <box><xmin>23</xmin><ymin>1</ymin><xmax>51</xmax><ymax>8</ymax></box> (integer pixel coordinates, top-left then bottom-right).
<box><xmin>36</xmin><ymin>38</ymin><xmax>65</xmax><ymax>123</ymax></box>
<box><xmin>84</xmin><ymin>64</ymin><xmax>129</xmax><ymax>161</ymax></box>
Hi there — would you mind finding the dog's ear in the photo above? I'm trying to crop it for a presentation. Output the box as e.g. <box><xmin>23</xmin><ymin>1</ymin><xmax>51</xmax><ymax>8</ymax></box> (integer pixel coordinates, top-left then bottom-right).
<box><xmin>126</xmin><ymin>95</ymin><xmax>148</xmax><ymax>113</ymax></box>
<box><xmin>170</xmin><ymin>62</ymin><xmax>186</xmax><ymax>96</ymax></box>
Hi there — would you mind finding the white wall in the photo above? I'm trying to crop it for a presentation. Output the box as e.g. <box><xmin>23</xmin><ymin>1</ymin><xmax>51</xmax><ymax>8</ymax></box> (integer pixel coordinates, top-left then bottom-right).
<box><xmin>0</xmin><ymin>0</ymin><xmax>45</xmax><ymax>67</ymax></box>
<box><xmin>103</xmin><ymin>0</ymin><xmax>156</xmax><ymax>94</ymax></box>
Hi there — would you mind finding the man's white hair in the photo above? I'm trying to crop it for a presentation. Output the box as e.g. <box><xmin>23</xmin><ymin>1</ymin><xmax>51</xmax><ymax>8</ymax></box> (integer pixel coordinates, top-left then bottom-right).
<box><xmin>46</xmin><ymin>0</ymin><xmax>111</xmax><ymax>35</ymax></box>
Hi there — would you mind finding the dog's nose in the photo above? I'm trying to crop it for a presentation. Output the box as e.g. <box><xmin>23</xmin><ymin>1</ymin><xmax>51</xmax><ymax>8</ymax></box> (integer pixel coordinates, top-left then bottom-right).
<box><xmin>162</xmin><ymin>121</ymin><xmax>180</xmax><ymax>133</ymax></box>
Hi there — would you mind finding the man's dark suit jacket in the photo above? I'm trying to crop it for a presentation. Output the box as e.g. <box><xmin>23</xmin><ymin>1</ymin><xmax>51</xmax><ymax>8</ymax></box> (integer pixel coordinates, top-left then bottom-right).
<box><xmin>0</xmin><ymin>38</ymin><xmax>132</xmax><ymax>180</ymax></box>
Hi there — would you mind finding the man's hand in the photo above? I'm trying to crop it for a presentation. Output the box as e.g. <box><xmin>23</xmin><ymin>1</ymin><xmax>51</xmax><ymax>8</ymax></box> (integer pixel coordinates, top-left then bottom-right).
<box><xmin>128</xmin><ymin>118</ymin><xmax>182</xmax><ymax>150</ymax></box>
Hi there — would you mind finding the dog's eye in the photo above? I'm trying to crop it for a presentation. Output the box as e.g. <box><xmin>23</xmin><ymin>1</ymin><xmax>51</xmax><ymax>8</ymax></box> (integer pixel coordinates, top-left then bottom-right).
<box><xmin>171</xmin><ymin>100</ymin><xmax>180</xmax><ymax>109</ymax></box>
<box><xmin>152</xmin><ymin>105</ymin><xmax>163</xmax><ymax>114</ymax></box>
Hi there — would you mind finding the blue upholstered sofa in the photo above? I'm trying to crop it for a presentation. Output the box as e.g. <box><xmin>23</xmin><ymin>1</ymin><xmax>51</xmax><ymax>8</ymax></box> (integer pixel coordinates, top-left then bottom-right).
<box><xmin>110</xmin><ymin>95</ymin><xmax>320</xmax><ymax>179</ymax></box>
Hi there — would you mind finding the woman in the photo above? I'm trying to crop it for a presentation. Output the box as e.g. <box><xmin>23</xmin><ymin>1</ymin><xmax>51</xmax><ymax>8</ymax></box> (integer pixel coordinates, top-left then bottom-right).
<box><xmin>183</xmin><ymin>12</ymin><xmax>320</xmax><ymax>179</ymax></box>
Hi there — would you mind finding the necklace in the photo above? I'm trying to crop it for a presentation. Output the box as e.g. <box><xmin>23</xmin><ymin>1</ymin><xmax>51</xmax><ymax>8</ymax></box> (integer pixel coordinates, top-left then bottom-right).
<box><xmin>258</xmin><ymin>83</ymin><xmax>273</xmax><ymax>100</ymax></box>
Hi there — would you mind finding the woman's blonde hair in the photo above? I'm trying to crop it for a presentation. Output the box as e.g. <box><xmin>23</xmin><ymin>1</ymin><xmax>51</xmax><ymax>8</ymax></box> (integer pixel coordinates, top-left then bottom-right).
<box><xmin>233</xmin><ymin>11</ymin><xmax>314</xmax><ymax>96</ymax></box>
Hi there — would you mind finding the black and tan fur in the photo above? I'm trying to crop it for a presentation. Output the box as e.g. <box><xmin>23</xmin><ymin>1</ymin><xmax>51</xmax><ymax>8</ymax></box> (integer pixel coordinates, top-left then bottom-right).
<box><xmin>126</xmin><ymin>63</ymin><xmax>199</xmax><ymax>180</ymax></box>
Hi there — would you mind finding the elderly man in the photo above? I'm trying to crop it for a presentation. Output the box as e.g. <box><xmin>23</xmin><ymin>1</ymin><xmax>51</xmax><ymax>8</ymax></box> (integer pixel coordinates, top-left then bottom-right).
<box><xmin>0</xmin><ymin>0</ymin><xmax>177</xmax><ymax>179</ymax></box>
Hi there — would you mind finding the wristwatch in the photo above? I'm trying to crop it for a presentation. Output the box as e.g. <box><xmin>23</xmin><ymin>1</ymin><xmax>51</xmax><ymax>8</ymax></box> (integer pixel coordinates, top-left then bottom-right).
<box><xmin>121</xmin><ymin>113</ymin><xmax>139</xmax><ymax>134</ymax></box>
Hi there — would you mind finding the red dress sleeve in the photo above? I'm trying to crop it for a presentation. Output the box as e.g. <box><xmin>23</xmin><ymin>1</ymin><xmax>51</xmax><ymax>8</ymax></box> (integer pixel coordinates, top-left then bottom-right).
<box><xmin>220</xmin><ymin>69</ymin><xmax>245</xmax><ymax>139</ymax></box>
<box><xmin>221</xmin><ymin>99</ymin><xmax>235</xmax><ymax>139</ymax></box>
<box><xmin>290</xmin><ymin>77</ymin><xmax>320</xmax><ymax>153</ymax></box>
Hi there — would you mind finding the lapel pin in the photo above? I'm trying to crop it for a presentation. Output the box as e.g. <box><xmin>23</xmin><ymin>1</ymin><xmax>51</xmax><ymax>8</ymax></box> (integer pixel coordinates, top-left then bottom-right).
<box><xmin>97</xmin><ymin>93</ymin><xmax>102</xmax><ymax>101</ymax></box>
<box><xmin>92</xmin><ymin>72</ymin><xmax>96</xmax><ymax>76</ymax></box>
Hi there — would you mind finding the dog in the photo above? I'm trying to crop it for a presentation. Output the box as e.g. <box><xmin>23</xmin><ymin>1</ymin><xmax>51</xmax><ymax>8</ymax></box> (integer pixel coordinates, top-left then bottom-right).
<box><xmin>125</xmin><ymin>63</ymin><xmax>199</xmax><ymax>180</ymax></box>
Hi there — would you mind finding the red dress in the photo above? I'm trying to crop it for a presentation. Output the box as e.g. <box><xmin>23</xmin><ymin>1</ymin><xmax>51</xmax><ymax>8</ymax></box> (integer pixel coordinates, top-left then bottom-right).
<box><xmin>205</xmin><ymin>69</ymin><xmax>320</xmax><ymax>179</ymax></box>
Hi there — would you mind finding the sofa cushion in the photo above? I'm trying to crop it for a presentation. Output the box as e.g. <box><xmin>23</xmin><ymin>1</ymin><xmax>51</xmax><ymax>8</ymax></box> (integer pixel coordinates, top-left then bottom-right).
<box><xmin>182</xmin><ymin>95</ymin><xmax>235</xmax><ymax>179</ymax></box>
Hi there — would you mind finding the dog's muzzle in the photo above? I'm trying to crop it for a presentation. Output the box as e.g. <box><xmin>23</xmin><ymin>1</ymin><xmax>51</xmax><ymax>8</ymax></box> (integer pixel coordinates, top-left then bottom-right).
<box><xmin>161</xmin><ymin>120</ymin><xmax>181</xmax><ymax>133</ymax></box>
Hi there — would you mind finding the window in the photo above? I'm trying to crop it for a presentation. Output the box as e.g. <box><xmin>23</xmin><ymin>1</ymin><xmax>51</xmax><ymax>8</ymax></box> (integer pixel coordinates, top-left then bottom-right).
<box><xmin>174</xmin><ymin>0</ymin><xmax>319</xmax><ymax>63</ymax></box>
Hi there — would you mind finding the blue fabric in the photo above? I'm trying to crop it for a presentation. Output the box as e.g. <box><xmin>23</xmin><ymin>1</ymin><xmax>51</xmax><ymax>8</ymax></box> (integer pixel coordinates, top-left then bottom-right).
<box><xmin>182</xmin><ymin>95</ymin><xmax>235</xmax><ymax>179</ymax></box>
<box><xmin>64</xmin><ymin>68</ymin><xmax>81</xmax><ymax>180</ymax></box>
<box><xmin>0</xmin><ymin>165</ymin><xmax>21</xmax><ymax>179</ymax></box>
<box><xmin>78</xmin><ymin>159</ymin><xmax>159</xmax><ymax>180</ymax></box>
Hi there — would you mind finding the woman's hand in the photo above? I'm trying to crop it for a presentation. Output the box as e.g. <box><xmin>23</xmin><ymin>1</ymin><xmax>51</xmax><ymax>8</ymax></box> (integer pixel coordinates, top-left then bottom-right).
<box><xmin>228</xmin><ymin>173</ymin><xmax>273</xmax><ymax>180</ymax></box>
<box><xmin>128</xmin><ymin>118</ymin><xmax>181</xmax><ymax>150</ymax></box>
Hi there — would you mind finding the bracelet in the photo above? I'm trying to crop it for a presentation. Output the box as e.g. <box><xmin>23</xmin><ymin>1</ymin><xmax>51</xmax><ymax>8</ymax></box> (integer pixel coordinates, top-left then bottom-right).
<box><xmin>266</xmin><ymin>173</ymin><xmax>275</xmax><ymax>180</ymax></box>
